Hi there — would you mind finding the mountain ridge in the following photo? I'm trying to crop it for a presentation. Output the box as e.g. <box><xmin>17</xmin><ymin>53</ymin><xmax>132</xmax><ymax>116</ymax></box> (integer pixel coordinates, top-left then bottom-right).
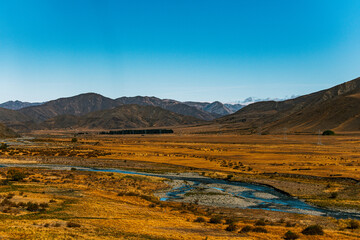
<box><xmin>38</xmin><ymin>104</ymin><xmax>204</xmax><ymax>130</ymax></box>
<box><xmin>217</xmin><ymin>77</ymin><xmax>360</xmax><ymax>133</ymax></box>
<box><xmin>0</xmin><ymin>101</ymin><xmax>43</xmax><ymax>110</ymax></box>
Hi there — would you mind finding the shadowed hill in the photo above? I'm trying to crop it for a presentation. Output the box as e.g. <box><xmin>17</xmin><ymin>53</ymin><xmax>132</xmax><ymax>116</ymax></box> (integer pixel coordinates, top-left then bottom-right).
<box><xmin>184</xmin><ymin>101</ymin><xmax>235</xmax><ymax>116</ymax></box>
<box><xmin>0</xmin><ymin>108</ymin><xmax>32</xmax><ymax>123</ymax></box>
<box><xmin>0</xmin><ymin>108</ymin><xmax>36</xmax><ymax>132</ymax></box>
<box><xmin>217</xmin><ymin>77</ymin><xmax>360</xmax><ymax>133</ymax></box>
<box><xmin>0</xmin><ymin>123</ymin><xmax>19</xmax><ymax>138</ymax></box>
<box><xmin>116</xmin><ymin>96</ymin><xmax>219</xmax><ymax>120</ymax></box>
<box><xmin>0</xmin><ymin>101</ymin><xmax>43</xmax><ymax>110</ymax></box>
<box><xmin>39</xmin><ymin>104</ymin><xmax>204</xmax><ymax>130</ymax></box>
<box><xmin>19</xmin><ymin>93</ymin><xmax>119</xmax><ymax>122</ymax></box>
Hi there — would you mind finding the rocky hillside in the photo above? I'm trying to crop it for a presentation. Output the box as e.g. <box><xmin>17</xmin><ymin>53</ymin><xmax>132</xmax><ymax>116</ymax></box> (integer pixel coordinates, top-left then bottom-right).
<box><xmin>19</xmin><ymin>93</ymin><xmax>119</xmax><ymax>122</ymax></box>
<box><xmin>39</xmin><ymin>104</ymin><xmax>204</xmax><ymax>130</ymax></box>
<box><xmin>0</xmin><ymin>101</ymin><xmax>43</xmax><ymax>110</ymax></box>
<box><xmin>0</xmin><ymin>123</ymin><xmax>19</xmax><ymax>138</ymax></box>
<box><xmin>116</xmin><ymin>96</ymin><xmax>218</xmax><ymax>120</ymax></box>
<box><xmin>217</xmin><ymin>77</ymin><xmax>360</xmax><ymax>133</ymax></box>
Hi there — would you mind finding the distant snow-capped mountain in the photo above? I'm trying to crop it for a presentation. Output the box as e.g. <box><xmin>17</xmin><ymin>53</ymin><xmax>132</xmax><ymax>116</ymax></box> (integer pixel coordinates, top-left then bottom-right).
<box><xmin>228</xmin><ymin>95</ymin><xmax>298</xmax><ymax>106</ymax></box>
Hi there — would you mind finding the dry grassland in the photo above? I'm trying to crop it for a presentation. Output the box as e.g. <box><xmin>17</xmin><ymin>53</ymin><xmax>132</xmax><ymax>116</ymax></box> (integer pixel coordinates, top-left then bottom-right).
<box><xmin>0</xmin><ymin>133</ymin><xmax>359</xmax><ymax>239</ymax></box>
<box><xmin>0</xmin><ymin>168</ymin><xmax>357</xmax><ymax>239</ymax></box>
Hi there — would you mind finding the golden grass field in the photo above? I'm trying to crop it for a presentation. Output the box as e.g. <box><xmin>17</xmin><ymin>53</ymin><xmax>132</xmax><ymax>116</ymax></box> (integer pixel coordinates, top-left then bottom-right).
<box><xmin>0</xmin><ymin>133</ymin><xmax>359</xmax><ymax>239</ymax></box>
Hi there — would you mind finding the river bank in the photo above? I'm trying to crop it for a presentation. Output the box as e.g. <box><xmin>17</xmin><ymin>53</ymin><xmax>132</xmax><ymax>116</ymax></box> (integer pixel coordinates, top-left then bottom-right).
<box><xmin>0</xmin><ymin>162</ymin><xmax>359</xmax><ymax>220</ymax></box>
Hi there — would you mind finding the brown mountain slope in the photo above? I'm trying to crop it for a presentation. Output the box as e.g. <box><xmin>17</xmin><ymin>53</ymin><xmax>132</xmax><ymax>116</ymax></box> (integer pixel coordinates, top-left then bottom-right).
<box><xmin>0</xmin><ymin>108</ymin><xmax>35</xmax><ymax>132</ymax></box>
<box><xmin>19</xmin><ymin>93</ymin><xmax>119</xmax><ymax>122</ymax></box>
<box><xmin>39</xmin><ymin>104</ymin><xmax>204</xmax><ymax>130</ymax></box>
<box><xmin>0</xmin><ymin>108</ymin><xmax>32</xmax><ymax>123</ymax></box>
<box><xmin>217</xmin><ymin>77</ymin><xmax>360</xmax><ymax>133</ymax></box>
<box><xmin>116</xmin><ymin>96</ymin><xmax>219</xmax><ymax>120</ymax></box>
<box><xmin>0</xmin><ymin>123</ymin><xmax>19</xmax><ymax>138</ymax></box>
<box><xmin>184</xmin><ymin>101</ymin><xmax>234</xmax><ymax>116</ymax></box>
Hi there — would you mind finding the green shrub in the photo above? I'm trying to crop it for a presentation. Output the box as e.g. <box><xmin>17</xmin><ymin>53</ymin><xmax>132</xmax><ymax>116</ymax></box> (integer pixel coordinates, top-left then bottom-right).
<box><xmin>71</xmin><ymin>138</ymin><xmax>78</xmax><ymax>143</ymax></box>
<box><xmin>39</xmin><ymin>203</ymin><xmax>49</xmax><ymax>209</ymax></box>
<box><xmin>0</xmin><ymin>179</ymin><xmax>10</xmax><ymax>185</ymax></box>
<box><xmin>26</xmin><ymin>202</ymin><xmax>39</xmax><ymax>212</ymax></box>
<box><xmin>283</xmin><ymin>231</ymin><xmax>299</xmax><ymax>240</ymax></box>
<box><xmin>0</xmin><ymin>143</ymin><xmax>8</xmax><ymax>150</ymax></box>
<box><xmin>255</xmin><ymin>219</ymin><xmax>266</xmax><ymax>226</ymax></box>
<box><xmin>6</xmin><ymin>193</ymin><xmax>14</xmax><ymax>199</ymax></box>
<box><xmin>226</xmin><ymin>174</ymin><xmax>233</xmax><ymax>180</ymax></box>
<box><xmin>225</xmin><ymin>223</ymin><xmax>238</xmax><ymax>232</ymax></box>
<box><xmin>53</xmin><ymin>222</ymin><xmax>61</xmax><ymax>227</ymax></box>
<box><xmin>209</xmin><ymin>216</ymin><xmax>222</xmax><ymax>224</ymax></box>
<box><xmin>6</xmin><ymin>169</ymin><xmax>26</xmax><ymax>181</ymax></box>
<box><xmin>348</xmin><ymin>220</ymin><xmax>359</xmax><ymax>229</ymax></box>
<box><xmin>285</xmin><ymin>221</ymin><xmax>296</xmax><ymax>227</ymax></box>
<box><xmin>301</xmin><ymin>225</ymin><xmax>324</xmax><ymax>235</ymax></box>
<box><xmin>66</xmin><ymin>222</ymin><xmax>81</xmax><ymax>228</ymax></box>
<box><xmin>225</xmin><ymin>218</ymin><xmax>238</xmax><ymax>224</ymax></box>
<box><xmin>252</xmin><ymin>227</ymin><xmax>267</xmax><ymax>233</ymax></box>
<box><xmin>194</xmin><ymin>217</ymin><xmax>206</xmax><ymax>223</ymax></box>
<box><xmin>148</xmin><ymin>203</ymin><xmax>156</xmax><ymax>208</ymax></box>
<box><xmin>239</xmin><ymin>225</ymin><xmax>253</xmax><ymax>233</ymax></box>
<box><xmin>322</xmin><ymin>130</ymin><xmax>335</xmax><ymax>135</ymax></box>
<box><xmin>329</xmin><ymin>192</ymin><xmax>338</xmax><ymax>199</ymax></box>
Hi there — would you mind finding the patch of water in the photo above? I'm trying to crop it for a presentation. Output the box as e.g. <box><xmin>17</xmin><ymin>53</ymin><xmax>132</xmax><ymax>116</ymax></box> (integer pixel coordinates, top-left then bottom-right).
<box><xmin>0</xmin><ymin>163</ymin><xmax>359</xmax><ymax>220</ymax></box>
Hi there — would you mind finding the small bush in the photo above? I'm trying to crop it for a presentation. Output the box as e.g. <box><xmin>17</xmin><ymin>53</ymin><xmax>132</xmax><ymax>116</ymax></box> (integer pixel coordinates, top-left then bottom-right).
<box><xmin>225</xmin><ymin>218</ymin><xmax>238</xmax><ymax>224</ymax></box>
<box><xmin>348</xmin><ymin>220</ymin><xmax>359</xmax><ymax>229</ymax></box>
<box><xmin>0</xmin><ymin>143</ymin><xmax>8</xmax><ymax>150</ymax></box>
<box><xmin>252</xmin><ymin>227</ymin><xmax>267</xmax><ymax>233</ymax></box>
<box><xmin>283</xmin><ymin>231</ymin><xmax>299</xmax><ymax>240</ymax></box>
<box><xmin>301</xmin><ymin>225</ymin><xmax>324</xmax><ymax>235</ymax></box>
<box><xmin>0</xmin><ymin>199</ymin><xmax>11</xmax><ymax>206</ymax></box>
<box><xmin>239</xmin><ymin>225</ymin><xmax>253</xmax><ymax>233</ymax></box>
<box><xmin>194</xmin><ymin>217</ymin><xmax>206</xmax><ymax>223</ymax></box>
<box><xmin>322</xmin><ymin>130</ymin><xmax>335</xmax><ymax>135</ymax></box>
<box><xmin>209</xmin><ymin>216</ymin><xmax>222</xmax><ymax>224</ymax></box>
<box><xmin>329</xmin><ymin>192</ymin><xmax>338</xmax><ymax>199</ymax></box>
<box><xmin>6</xmin><ymin>193</ymin><xmax>15</xmax><ymax>199</ymax></box>
<box><xmin>40</xmin><ymin>203</ymin><xmax>49</xmax><ymax>209</ymax></box>
<box><xmin>71</xmin><ymin>138</ymin><xmax>78</xmax><ymax>143</ymax></box>
<box><xmin>117</xmin><ymin>192</ymin><xmax>139</xmax><ymax>197</ymax></box>
<box><xmin>140</xmin><ymin>195</ymin><xmax>159</xmax><ymax>203</ymax></box>
<box><xmin>225</xmin><ymin>223</ymin><xmax>238</xmax><ymax>232</ymax></box>
<box><xmin>255</xmin><ymin>219</ymin><xmax>266</xmax><ymax>226</ymax></box>
<box><xmin>26</xmin><ymin>202</ymin><xmax>39</xmax><ymax>212</ymax></box>
<box><xmin>7</xmin><ymin>169</ymin><xmax>26</xmax><ymax>181</ymax></box>
<box><xmin>285</xmin><ymin>221</ymin><xmax>296</xmax><ymax>227</ymax></box>
<box><xmin>278</xmin><ymin>218</ymin><xmax>285</xmax><ymax>224</ymax></box>
<box><xmin>0</xmin><ymin>179</ymin><xmax>10</xmax><ymax>185</ymax></box>
<box><xmin>17</xmin><ymin>202</ymin><xmax>26</xmax><ymax>207</ymax></box>
<box><xmin>66</xmin><ymin>222</ymin><xmax>81</xmax><ymax>228</ymax></box>
<box><xmin>226</xmin><ymin>174</ymin><xmax>233</xmax><ymax>180</ymax></box>
<box><xmin>148</xmin><ymin>203</ymin><xmax>156</xmax><ymax>208</ymax></box>
<box><xmin>53</xmin><ymin>222</ymin><xmax>61</xmax><ymax>227</ymax></box>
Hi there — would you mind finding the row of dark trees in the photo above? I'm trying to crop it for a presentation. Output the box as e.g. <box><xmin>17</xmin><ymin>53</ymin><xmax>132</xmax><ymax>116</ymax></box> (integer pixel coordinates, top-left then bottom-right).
<box><xmin>100</xmin><ymin>129</ymin><xmax>174</xmax><ymax>135</ymax></box>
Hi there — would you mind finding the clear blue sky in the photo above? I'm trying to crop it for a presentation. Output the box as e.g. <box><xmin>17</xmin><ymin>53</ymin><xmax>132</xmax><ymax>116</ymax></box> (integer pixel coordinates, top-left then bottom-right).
<box><xmin>1</xmin><ymin>0</ymin><xmax>360</xmax><ymax>103</ymax></box>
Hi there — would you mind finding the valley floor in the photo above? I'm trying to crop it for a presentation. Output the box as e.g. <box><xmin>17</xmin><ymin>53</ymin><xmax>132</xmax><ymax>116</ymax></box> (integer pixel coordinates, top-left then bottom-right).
<box><xmin>0</xmin><ymin>133</ymin><xmax>359</xmax><ymax>239</ymax></box>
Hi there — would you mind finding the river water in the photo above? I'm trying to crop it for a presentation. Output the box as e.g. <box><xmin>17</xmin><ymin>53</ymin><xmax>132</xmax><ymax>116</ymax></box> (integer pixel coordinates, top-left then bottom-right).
<box><xmin>0</xmin><ymin>163</ymin><xmax>359</xmax><ymax>220</ymax></box>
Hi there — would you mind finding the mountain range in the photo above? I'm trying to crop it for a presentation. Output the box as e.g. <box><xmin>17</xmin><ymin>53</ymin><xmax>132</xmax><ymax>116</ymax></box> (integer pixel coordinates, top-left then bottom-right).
<box><xmin>1</xmin><ymin>77</ymin><xmax>360</xmax><ymax>136</ymax></box>
<box><xmin>217</xmin><ymin>76</ymin><xmax>360</xmax><ymax>134</ymax></box>
<box><xmin>0</xmin><ymin>123</ymin><xmax>18</xmax><ymax>138</ymax></box>
<box><xmin>0</xmin><ymin>101</ymin><xmax>43</xmax><ymax>110</ymax></box>
<box><xmin>0</xmin><ymin>94</ymin><xmax>234</xmax><ymax>133</ymax></box>
<box><xmin>38</xmin><ymin>104</ymin><xmax>204</xmax><ymax>130</ymax></box>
